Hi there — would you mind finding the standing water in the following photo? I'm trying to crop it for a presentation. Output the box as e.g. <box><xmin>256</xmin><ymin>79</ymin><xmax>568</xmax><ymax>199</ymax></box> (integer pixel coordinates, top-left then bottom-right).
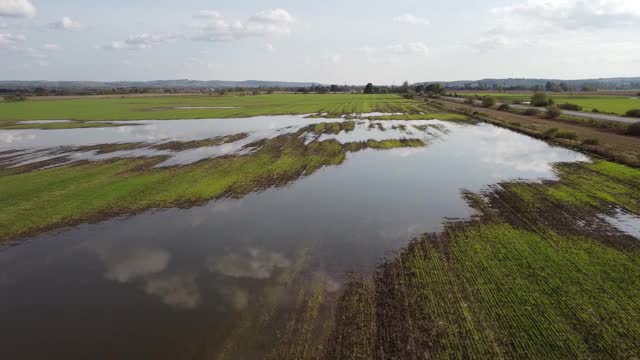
<box><xmin>0</xmin><ymin>116</ymin><xmax>588</xmax><ymax>359</ymax></box>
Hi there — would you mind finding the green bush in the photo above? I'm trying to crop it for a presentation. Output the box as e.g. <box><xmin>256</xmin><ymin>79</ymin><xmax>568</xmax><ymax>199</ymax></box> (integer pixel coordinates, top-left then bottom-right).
<box><xmin>523</xmin><ymin>108</ymin><xmax>541</xmax><ymax>116</ymax></box>
<box><xmin>498</xmin><ymin>103</ymin><xmax>511</xmax><ymax>112</ymax></box>
<box><xmin>464</xmin><ymin>97</ymin><xmax>475</xmax><ymax>105</ymax></box>
<box><xmin>555</xmin><ymin>131</ymin><xmax>578</xmax><ymax>140</ymax></box>
<box><xmin>512</xmin><ymin>100</ymin><xmax>522</xmax><ymax>105</ymax></box>
<box><xmin>558</xmin><ymin>103</ymin><xmax>582</xmax><ymax>111</ymax></box>
<box><xmin>546</xmin><ymin>105</ymin><xmax>562</xmax><ymax>119</ymax></box>
<box><xmin>627</xmin><ymin>122</ymin><xmax>640</xmax><ymax>136</ymax></box>
<box><xmin>482</xmin><ymin>96</ymin><xmax>497</xmax><ymax>107</ymax></box>
<box><xmin>531</xmin><ymin>92</ymin><xmax>549</xmax><ymax>106</ymax></box>
<box><xmin>510</xmin><ymin>121</ymin><xmax>521</xmax><ymax>127</ymax></box>
<box><xmin>582</xmin><ymin>138</ymin><xmax>599</xmax><ymax>145</ymax></box>
<box><xmin>543</xmin><ymin>128</ymin><xmax>559</xmax><ymax>137</ymax></box>
<box><xmin>592</xmin><ymin>108</ymin><xmax>600</xmax><ymax>113</ymax></box>
<box><xmin>625</xmin><ymin>109</ymin><xmax>640</xmax><ymax>118</ymax></box>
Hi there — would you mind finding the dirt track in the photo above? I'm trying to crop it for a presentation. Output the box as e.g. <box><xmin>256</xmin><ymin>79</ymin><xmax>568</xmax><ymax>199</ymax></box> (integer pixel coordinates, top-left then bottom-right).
<box><xmin>441</xmin><ymin>96</ymin><xmax>640</xmax><ymax>124</ymax></box>
<box><xmin>433</xmin><ymin>98</ymin><xmax>640</xmax><ymax>167</ymax></box>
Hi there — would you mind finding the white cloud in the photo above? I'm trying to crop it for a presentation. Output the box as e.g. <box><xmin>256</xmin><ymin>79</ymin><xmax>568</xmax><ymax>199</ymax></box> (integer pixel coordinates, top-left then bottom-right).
<box><xmin>43</xmin><ymin>43</ymin><xmax>60</xmax><ymax>51</ymax></box>
<box><xmin>17</xmin><ymin>43</ymin><xmax>61</xmax><ymax>65</ymax></box>
<box><xmin>0</xmin><ymin>0</ymin><xmax>35</xmax><ymax>18</ymax></box>
<box><xmin>403</xmin><ymin>42</ymin><xmax>430</xmax><ymax>56</ymax></box>
<box><xmin>249</xmin><ymin>8</ymin><xmax>295</xmax><ymax>24</ymax></box>
<box><xmin>393</xmin><ymin>14</ymin><xmax>430</xmax><ymax>25</ymax></box>
<box><xmin>493</xmin><ymin>0</ymin><xmax>640</xmax><ymax>30</ymax></box>
<box><xmin>358</xmin><ymin>41</ymin><xmax>430</xmax><ymax>62</ymax></box>
<box><xmin>192</xmin><ymin>8</ymin><xmax>295</xmax><ymax>42</ymax></box>
<box><xmin>102</xmin><ymin>9</ymin><xmax>295</xmax><ymax>50</ymax></box>
<box><xmin>325</xmin><ymin>53</ymin><xmax>342</xmax><ymax>64</ymax></box>
<box><xmin>474</xmin><ymin>0</ymin><xmax>640</xmax><ymax>55</ymax></box>
<box><xmin>473</xmin><ymin>35</ymin><xmax>513</xmax><ymax>52</ymax></box>
<box><xmin>23</xmin><ymin>47</ymin><xmax>46</xmax><ymax>59</ymax></box>
<box><xmin>104</xmin><ymin>33</ymin><xmax>179</xmax><ymax>50</ymax></box>
<box><xmin>48</xmin><ymin>17</ymin><xmax>83</xmax><ymax>31</ymax></box>
<box><xmin>264</xmin><ymin>42</ymin><xmax>275</xmax><ymax>52</ymax></box>
<box><xmin>193</xmin><ymin>10</ymin><xmax>222</xmax><ymax>19</ymax></box>
<box><xmin>0</xmin><ymin>32</ymin><xmax>24</xmax><ymax>47</ymax></box>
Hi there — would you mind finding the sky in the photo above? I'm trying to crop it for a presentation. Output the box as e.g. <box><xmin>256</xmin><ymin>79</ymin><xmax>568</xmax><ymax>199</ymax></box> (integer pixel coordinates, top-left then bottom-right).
<box><xmin>0</xmin><ymin>0</ymin><xmax>639</xmax><ymax>84</ymax></box>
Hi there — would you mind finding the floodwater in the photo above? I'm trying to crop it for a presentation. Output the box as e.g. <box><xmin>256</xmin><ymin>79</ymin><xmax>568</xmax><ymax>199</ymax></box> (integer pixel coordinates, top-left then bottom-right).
<box><xmin>0</xmin><ymin>116</ymin><xmax>590</xmax><ymax>359</ymax></box>
<box><xmin>1</xmin><ymin>116</ymin><xmax>329</xmax><ymax>168</ymax></box>
<box><xmin>601</xmin><ymin>208</ymin><xmax>640</xmax><ymax>239</ymax></box>
<box><xmin>1</xmin><ymin>117</ymin><xmax>454</xmax><ymax>168</ymax></box>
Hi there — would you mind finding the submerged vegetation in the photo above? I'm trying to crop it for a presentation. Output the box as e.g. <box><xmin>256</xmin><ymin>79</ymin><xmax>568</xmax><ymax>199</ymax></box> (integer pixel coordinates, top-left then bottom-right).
<box><xmin>150</xmin><ymin>133</ymin><xmax>249</xmax><ymax>151</ymax></box>
<box><xmin>3</xmin><ymin>93</ymin><xmax>640</xmax><ymax>358</ymax></box>
<box><xmin>0</xmin><ymin>125</ymin><xmax>430</xmax><ymax>242</ymax></box>
<box><xmin>367</xmin><ymin>113</ymin><xmax>469</xmax><ymax>121</ymax></box>
<box><xmin>326</xmin><ymin>160</ymin><xmax>640</xmax><ymax>358</ymax></box>
<box><xmin>628</xmin><ymin>122</ymin><xmax>640</xmax><ymax>136</ymax></box>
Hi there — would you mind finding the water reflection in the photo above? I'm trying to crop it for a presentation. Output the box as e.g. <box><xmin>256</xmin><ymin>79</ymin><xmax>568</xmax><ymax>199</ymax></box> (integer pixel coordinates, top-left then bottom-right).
<box><xmin>477</xmin><ymin>127</ymin><xmax>574</xmax><ymax>174</ymax></box>
<box><xmin>100</xmin><ymin>248</ymin><xmax>171</xmax><ymax>283</ymax></box>
<box><xmin>0</xmin><ymin>119</ymin><xmax>591</xmax><ymax>359</ymax></box>
<box><xmin>1</xmin><ymin>117</ymin><xmax>452</xmax><ymax>168</ymax></box>
<box><xmin>208</xmin><ymin>248</ymin><xmax>291</xmax><ymax>280</ymax></box>
<box><xmin>600</xmin><ymin>208</ymin><xmax>640</xmax><ymax>239</ymax></box>
<box><xmin>144</xmin><ymin>273</ymin><xmax>201</xmax><ymax>310</ymax></box>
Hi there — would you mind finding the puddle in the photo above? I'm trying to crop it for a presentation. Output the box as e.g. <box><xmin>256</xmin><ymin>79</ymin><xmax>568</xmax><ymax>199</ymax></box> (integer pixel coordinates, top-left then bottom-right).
<box><xmin>0</xmin><ymin>116</ymin><xmax>590</xmax><ymax>359</ymax></box>
<box><xmin>600</xmin><ymin>208</ymin><xmax>640</xmax><ymax>239</ymax></box>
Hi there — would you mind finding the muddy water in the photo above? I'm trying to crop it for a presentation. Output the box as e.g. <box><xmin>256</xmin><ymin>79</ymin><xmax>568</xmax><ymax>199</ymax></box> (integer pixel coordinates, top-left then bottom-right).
<box><xmin>0</xmin><ymin>117</ymin><xmax>589</xmax><ymax>359</ymax></box>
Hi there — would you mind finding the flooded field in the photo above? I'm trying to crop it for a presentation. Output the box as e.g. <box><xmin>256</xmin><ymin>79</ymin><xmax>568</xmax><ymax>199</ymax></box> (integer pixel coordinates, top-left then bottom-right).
<box><xmin>0</xmin><ymin>115</ymin><xmax>595</xmax><ymax>359</ymax></box>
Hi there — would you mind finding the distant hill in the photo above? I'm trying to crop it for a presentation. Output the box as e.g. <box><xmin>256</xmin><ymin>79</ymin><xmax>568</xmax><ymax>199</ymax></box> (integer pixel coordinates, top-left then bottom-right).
<box><xmin>2</xmin><ymin>77</ymin><xmax>639</xmax><ymax>91</ymax></box>
<box><xmin>425</xmin><ymin>77</ymin><xmax>640</xmax><ymax>90</ymax></box>
<box><xmin>0</xmin><ymin>79</ymin><xmax>320</xmax><ymax>90</ymax></box>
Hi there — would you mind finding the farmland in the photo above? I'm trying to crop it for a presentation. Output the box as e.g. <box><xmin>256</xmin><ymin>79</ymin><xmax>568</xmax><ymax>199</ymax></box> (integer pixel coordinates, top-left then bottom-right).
<box><xmin>0</xmin><ymin>94</ymin><xmax>429</xmax><ymax>122</ymax></box>
<box><xmin>456</xmin><ymin>92</ymin><xmax>640</xmax><ymax>115</ymax></box>
<box><xmin>1</xmin><ymin>93</ymin><xmax>640</xmax><ymax>358</ymax></box>
<box><xmin>0</xmin><ymin>122</ymin><xmax>434</xmax><ymax>242</ymax></box>
<box><xmin>432</xmin><ymin>97</ymin><xmax>640</xmax><ymax>167</ymax></box>
<box><xmin>327</xmin><ymin>160</ymin><xmax>640</xmax><ymax>359</ymax></box>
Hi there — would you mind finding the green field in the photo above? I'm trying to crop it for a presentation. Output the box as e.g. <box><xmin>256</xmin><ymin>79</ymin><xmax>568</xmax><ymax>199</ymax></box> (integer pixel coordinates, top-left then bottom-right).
<box><xmin>0</xmin><ymin>126</ymin><xmax>434</xmax><ymax>242</ymax></box>
<box><xmin>3</xmin><ymin>93</ymin><xmax>640</xmax><ymax>357</ymax></box>
<box><xmin>0</xmin><ymin>94</ymin><xmax>428</xmax><ymax>122</ymax></box>
<box><xmin>327</xmin><ymin>160</ymin><xmax>640</xmax><ymax>359</ymax></box>
<box><xmin>458</xmin><ymin>92</ymin><xmax>640</xmax><ymax>115</ymax></box>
